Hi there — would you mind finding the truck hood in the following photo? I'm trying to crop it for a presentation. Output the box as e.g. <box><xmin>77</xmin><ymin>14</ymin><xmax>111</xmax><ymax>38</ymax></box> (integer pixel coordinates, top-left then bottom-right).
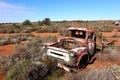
<box><xmin>58</xmin><ymin>36</ymin><xmax>86</xmax><ymax>46</ymax></box>
<box><xmin>72</xmin><ymin>38</ymin><xmax>86</xmax><ymax>43</ymax></box>
<box><xmin>71</xmin><ymin>47</ymin><xmax>87</xmax><ymax>54</ymax></box>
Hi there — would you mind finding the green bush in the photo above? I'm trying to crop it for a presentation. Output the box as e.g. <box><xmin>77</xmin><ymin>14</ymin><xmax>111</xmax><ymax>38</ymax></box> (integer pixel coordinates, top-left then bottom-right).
<box><xmin>36</xmin><ymin>25</ymin><xmax>58</xmax><ymax>33</ymax></box>
<box><xmin>42</xmin><ymin>58</ymin><xmax>64</xmax><ymax>80</ymax></box>
<box><xmin>42</xmin><ymin>18</ymin><xmax>51</xmax><ymax>25</ymax></box>
<box><xmin>6</xmin><ymin>60</ymin><xmax>48</xmax><ymax>80</ymax></box>
<box><xmin>22</xmin><ymin>19</ymin><xmax>31</xmax><ymax>25</ymax></box>
<box><xmin>38</xmin><ymin>21</ymin><xmax>42</xmax><ymax>26</ymax></box>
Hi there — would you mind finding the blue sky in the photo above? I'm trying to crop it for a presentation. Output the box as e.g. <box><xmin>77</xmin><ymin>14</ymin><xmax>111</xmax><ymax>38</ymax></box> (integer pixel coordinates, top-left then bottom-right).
<box><xmin>0</xmin><ymin>0</ymin><xmax>120</xmax><ymax>23</ymax></box>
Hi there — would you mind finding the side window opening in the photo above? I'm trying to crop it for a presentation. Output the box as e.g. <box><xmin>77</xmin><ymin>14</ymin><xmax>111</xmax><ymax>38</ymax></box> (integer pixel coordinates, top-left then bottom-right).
<box><xmin>88</xmin><ymin>33</ymin><xmax>93</xmax><ymax>39</ymax></box>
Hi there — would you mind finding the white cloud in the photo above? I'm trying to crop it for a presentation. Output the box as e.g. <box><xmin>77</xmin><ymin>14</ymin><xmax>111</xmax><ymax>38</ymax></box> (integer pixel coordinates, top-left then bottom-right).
<box><xmin>0</xmin><ymin>1</ymin><xmax>27</xmax><ymax>14</ymax></box>
<box><xmin>0</xmin><ymin>1</ymin><xmax>36</xmax><ymax>22</ymax></box>
<box><xmin>0</xmin><ymin>1</ymin><xmax>25</xmax><ymax>10</ymax></box>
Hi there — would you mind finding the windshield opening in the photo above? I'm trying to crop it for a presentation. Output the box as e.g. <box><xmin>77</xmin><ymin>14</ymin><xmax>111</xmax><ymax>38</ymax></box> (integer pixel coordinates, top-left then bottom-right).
<box><xmin>66</xmin><ymin>30</ymin><xmax>86</xmax><ymax>39</ymax></box>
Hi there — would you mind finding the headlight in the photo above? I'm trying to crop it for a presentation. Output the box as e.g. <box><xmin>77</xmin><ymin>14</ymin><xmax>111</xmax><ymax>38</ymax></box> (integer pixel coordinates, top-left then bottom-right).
<box><xmin>42</xmin><ymin>46</ymin><xmax>45</xmax><ymax>49</ymax></box>
<box><xmin>42</xmin><ymin>46</ymin><xmax>47</xmax><ymax>51</ymax></box>
<box><xmin>70</xmin><ymin>53</ymin><xmax>74</xmax><ymax>57</ymax></box>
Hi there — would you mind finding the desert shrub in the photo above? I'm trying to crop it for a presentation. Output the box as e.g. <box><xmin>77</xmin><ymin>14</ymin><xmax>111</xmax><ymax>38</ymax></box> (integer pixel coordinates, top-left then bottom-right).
<box><xmin>0</xmin><ymin>34</ymin><xmax>33</xmax><ymax>46</ymax></box>
<box><xmin>0</xmin><ymin>36</ymin><xmax>43</xmax><ymax>73</ymax></box>
<box><xmin>98</xmin><ymin>26</ymin><xmax>114</xmax><ymax>32</ymax></box>
<box><xmin>111</xmin><ymin>34</ymin><xmax>120</xmax><ymax>38</ymax></box>
<box><xmin>63</xmin><ymin>67</ymin><xmax>115</xmax><ymax>80</ymax></box>
<box><xmin>108</xmin><ymin>64</ymin><xmax>120</xmax><ymax>80</ymax></box>
<box><xmin>44</xmin><ymin>35</ymin><xmax>57</xmax><ymax>43</ymax></box>
<box><xmin>0</xmin><ymin>20</ymin><xmax>118</xmax><ymax>33</ymax></box>
<box><xmin>37</xmin><ymin>26</ymin><xmax>58</xmax><ymax>32</ymax></box>
<box><xmin>6</xmin><ymin>59</ymin><xmax>48</xmax><ymax>80</ymax></box>
<box><xmin>13</xmin><ymin>36</ymin><xmax>43</xmax><ymax>62</ymax></box>
<box><xmin>46</xmin><ymin>68</ymin><xmax>64</xmax><ymax>80</ymax></box>
<box><xmin>58</xmin><ymin>27</ymin><xmax>68</xmax><ymax>36</ymax></box>
<box><xmin>47</xmin><ymin>26</ymin><xmax>58</xmax><ymax>32</ymax></box>
<box><xmin>42</xmin><ymin>58</ymin><xmax>64</xmax><ymax>80</ymax></box>
<box><xmin>0</xmin><ymin>25</ymin><xmax>20</xmax><ymax>33</ymax></box>
<box><xmin>42</xmin><ymin>18</ymin><xmax>51</xmax><ymax>25</ymax></box>
<box><xmin>0</xmin><ymin>22</ymin><xmax>35</xmax><ymax>33</ymax></box>
<box><xmin>97</xmin><ymin>46</ymin><xmax>120</xmax><ymax>62</ymax></box>
<box><xmin>21</xmin><ymin>27</ymin><xmax>34</xmax><ymax>33</ymax></box>
<box><xmin>22</xmin><ymin>19</ymin><xmax>31</xmax><ymax>25</ymax></box>
<box><xmin>0</xmin><ymin>56</ymin><xmax>14</xmax><ymax>73</ymax></box>
<box><xmin>38</xmin><ymin>21</ymin><xmax>42</xmax><ymax>26</ymax></box>
<box><xmin>12</xmin><ymin>23</ymin><xmax>20</xmax><ymax>29</ymax></box>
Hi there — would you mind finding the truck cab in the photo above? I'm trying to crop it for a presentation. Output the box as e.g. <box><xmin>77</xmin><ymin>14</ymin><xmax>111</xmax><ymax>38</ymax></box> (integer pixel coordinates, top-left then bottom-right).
<box><xmin>59</xmin><ymin>27</ymin><xmax>96</xmax><ymax>56</ymax></box>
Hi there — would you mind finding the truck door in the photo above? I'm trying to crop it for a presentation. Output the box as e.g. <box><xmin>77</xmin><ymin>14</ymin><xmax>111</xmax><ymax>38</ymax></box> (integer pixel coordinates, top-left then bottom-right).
<box><xmin>88</xmin><ymin>33</ymin><xmax>96</xmax><ymax>56</ymax></box>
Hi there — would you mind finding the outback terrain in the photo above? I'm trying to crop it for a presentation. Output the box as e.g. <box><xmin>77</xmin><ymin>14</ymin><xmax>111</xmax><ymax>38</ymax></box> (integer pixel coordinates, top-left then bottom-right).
<box><xmin>0</xmin><ymin>19</ymin><xmax>120</xmax><ymax>80</ymax></box>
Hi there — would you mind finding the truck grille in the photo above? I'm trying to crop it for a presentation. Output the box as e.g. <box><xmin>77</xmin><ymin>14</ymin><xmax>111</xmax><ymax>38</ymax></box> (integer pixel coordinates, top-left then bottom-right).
<box><xmin>47</xmin><ymin>48</ymin><xmax>70</xmax><ymax>63</ymax></box>
<box><xmin>51</xmin><ymin>52</ymin><xmax>63</xmax><ymax>57</ymax></box>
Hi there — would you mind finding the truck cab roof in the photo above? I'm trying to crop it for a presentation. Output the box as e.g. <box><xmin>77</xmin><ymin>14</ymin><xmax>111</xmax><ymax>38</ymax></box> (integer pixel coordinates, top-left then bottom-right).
<box><xmin>67</xmin><ymin>27</ymin><xmax>95</xmax><ymax>33</ymax></box>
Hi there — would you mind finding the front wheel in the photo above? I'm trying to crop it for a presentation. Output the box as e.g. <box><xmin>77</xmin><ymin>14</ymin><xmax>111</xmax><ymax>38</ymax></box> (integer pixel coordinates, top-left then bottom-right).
<box><xmin>77</xmin><ymin>55</ymin><xmax>89</xmax><ymax>69</ymax></box>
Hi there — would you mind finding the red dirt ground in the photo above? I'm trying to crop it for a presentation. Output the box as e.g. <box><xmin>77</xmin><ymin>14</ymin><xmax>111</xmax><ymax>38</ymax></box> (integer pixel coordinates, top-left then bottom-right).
<box><xmin>0</xmin><ymin>44</ymin><xmax>15</xmax><ymax>56</ymax></box>
<box><xmin>31</xmin><ymin>32</ymin><xmax>58</xmax><ymax>37</ymax></box>
<box><xmin>102</xmin><ymin>32</ymin><xmax>120</xmax><ymax>37</ymax></box>
<box><xmin>102</xmin><ymin>31</ymin><xmax>120</xmax><ymax>45</ymax></box>
<box><xmin>0</xmin><ymin>33</ymin><xmax>27</xmax><ymax>37</ymax></box>
<box><xmin>0</xmin><ymin>69</ymin><xmax>4</xmax><ymax>80</ymax></box>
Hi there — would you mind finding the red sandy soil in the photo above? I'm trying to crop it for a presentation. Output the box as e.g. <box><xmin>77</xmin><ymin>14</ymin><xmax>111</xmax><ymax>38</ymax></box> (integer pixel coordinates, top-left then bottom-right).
<box><xmin>102</xmin><ymin>30</ymin><xmax>120</xmax><ymax>45</ymax></box>
<box><xmin>31</xmin><ymin>32</ymin><xmax>58</xmax><ymax>37</ymax></box>
<box><xmin>0</xmin><ymin>33</ymin><xmax>27</xmax><ymax>37</ymax></box>
<box><xmin>107</xmin><ymin>38</ymin><xmax>120</xmax><ymax>45</ymax></box>
<box><xmin>0</xmin><ymin>69</ymin><xmax>4</xmax><ymax>80</ymax></box>
<box><xmin>0</xmin><ymin>44</ymin><xmax>15</xmax><ymax>56</ymax></box>
<box><xmin>102</xmin><ymin>32</ymin><xmax>120</xmax><ymax>37</ymax></box>
<box><xmin>0</xmin><ymin>32</ymin><xmax>58</xmax><ymax>37</ymax></box>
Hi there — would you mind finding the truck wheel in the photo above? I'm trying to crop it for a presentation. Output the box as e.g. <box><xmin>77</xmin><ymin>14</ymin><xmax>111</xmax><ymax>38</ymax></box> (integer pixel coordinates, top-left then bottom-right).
<box><xmin>78</xmin><ymin>55</ymin><xmax>89</xmax><ymax>69</ymax></box>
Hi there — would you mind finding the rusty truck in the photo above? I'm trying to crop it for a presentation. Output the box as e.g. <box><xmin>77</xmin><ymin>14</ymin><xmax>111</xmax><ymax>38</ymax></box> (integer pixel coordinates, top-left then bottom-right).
<box><xmin>43</xmin><ymin>27</ymin><xmax>103</xmax><ymax>72</ymax></box>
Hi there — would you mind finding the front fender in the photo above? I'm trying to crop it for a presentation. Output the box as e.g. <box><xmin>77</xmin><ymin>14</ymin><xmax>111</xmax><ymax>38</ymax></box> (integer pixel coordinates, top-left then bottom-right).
<box><xmin>75</xmin><ymin>51</ymin><xmax>88</xmax><ymax>66</ymax></box>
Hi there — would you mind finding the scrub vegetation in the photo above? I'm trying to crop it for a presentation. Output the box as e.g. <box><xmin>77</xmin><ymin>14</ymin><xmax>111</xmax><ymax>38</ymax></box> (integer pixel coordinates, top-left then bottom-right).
<box><xmin>0</xmin><ymin>19</ymin><xmax>120</xmax><ymax>80</ymax></box>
